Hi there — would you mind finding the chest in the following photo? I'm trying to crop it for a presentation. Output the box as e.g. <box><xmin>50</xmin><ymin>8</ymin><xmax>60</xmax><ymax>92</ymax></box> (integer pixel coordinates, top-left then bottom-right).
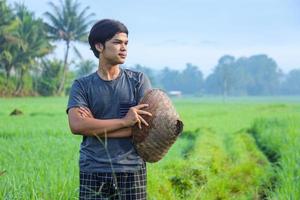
<box><xmin>87</xmin><ymin>78</ymin><xmax>137</xmax><ymax>119</ymax></box>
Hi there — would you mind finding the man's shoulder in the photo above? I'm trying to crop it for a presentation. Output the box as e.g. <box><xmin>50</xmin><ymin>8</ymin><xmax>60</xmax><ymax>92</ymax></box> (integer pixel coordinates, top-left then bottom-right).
<box><xmin>123</xmin><ymin>68</ymin><xmax>147</xmax><ymax>84</ymax></box>
<box><xmin>74</xmin><ymin>72</ymin><xmax>97</xmax><ymax>84</ymax></box>
<box><xmin>123</xmin><ymin>68</ymin><xmax>144</xmax><ymax>77</ymax></box>
<box><xmin>70</xmin><ymin>72</ymin><xmax>97</xmax><ymax>92</ymax></box>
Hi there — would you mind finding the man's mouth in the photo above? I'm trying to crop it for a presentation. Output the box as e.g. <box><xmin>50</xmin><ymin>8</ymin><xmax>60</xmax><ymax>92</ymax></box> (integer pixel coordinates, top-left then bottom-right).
<box><xmin>119</xmin><ymin>53</ymin><xmax>127</xmax><ymax>58</ymax></box>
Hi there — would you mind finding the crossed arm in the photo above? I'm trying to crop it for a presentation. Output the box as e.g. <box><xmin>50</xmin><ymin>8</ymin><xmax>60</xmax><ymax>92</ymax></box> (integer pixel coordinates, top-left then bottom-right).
<box><xmin>67</xmin><ymin>104</ymin><xmax>152</xmax><ymax>138</ymax></box>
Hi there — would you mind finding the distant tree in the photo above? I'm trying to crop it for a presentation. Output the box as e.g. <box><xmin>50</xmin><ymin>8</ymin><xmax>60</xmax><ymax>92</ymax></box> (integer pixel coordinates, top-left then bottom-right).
<box><xmin>160</xmin><ymin>67</ymin><xmax>180</xmax><ymax>91</ymax></box>
<box><xmin>204</xmin><ymin>54</ymin><xmax>281</xmax><ymax>96</ymax></box>
<box><xmin>0</xmin><ymin>0</ymin><xmax>20</xmax><ymax>83</ymax></box>
<box><xmin>36</xmin><ymin>59</ymin><xmax>63</xmax><ymax>96</ymax></box>
<box><xmin>44</xmin><ymin>0</ymin><xmax>94</xmax><ymax>95</ymax></box>
<box><xmin>129</xmin><ymin>64</ymin><xmax>157</xmax><ymax>87</ymax></box>
<box><xmin>280</xmin><ymin>69</ymin><xmax>300</xmax><ymax>95</ymax></box>
<box><xmin>218</xmin><ymin>55</ymin><xmax>235</xmax><ymax>97</ymax></box>
<box><xmin>204</xmin><ymin>72</ymin><xmax>220</xmax><ymax>94</ymax></box>
<box><xmin>204</xmin><ymin>55</ymin><xmax>235</xmax><ymax>96</ymax></box>
<box><xmin>75</xmin><ymin>59</ymin><xmax>97</xmax><ymax>78</ymax></box>
<box><xmin>179</xmin><ymin>63</ymin><xmax>203</xmax><ymax>94</ymax></box>
<box><xmin>12</xmin><ymin>4</ymin><xmax>53</xmax><ymax>96</ymax></box>
<box><xmin>233</xmin><ymin>57</ymin><xmax>253</xmax><ymax>95</ymax></box>
<box><xmin>244</xmin><ymin>55</ymin><xmax>280</xmax><ymax>95</ymax></box>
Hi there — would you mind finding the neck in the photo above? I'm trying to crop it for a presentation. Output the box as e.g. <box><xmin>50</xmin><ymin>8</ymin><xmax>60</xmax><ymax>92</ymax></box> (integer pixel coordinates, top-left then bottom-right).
<box><xmin>97</xmin><ymin>59</ymin><xmax>120</xmax><ymax>81</ymax></box>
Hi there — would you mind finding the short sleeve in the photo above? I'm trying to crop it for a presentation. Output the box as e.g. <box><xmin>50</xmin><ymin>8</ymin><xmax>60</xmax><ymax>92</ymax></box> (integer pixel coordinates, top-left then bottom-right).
<box><xmin>66</xmin><ymin>80</ymin><xmax>89</xmax><ymax>114</ymax></box>
<box><xmin>136</xmin><ymin>73</ymin><xmax>152</xmax><ymax>103</ymax></box>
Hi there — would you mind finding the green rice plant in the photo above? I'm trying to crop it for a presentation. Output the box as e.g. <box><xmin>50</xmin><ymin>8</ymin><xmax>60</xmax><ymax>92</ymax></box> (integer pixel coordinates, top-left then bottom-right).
<box><xmin>185</xmin><ymin>129</ymin><xmax>272</xmax><ymax>200</ymax></box>
<box><xmin>0</xmin><ymin>96</ymin><xmax>300</xmax><ymax>199</ymax></box>
<box><xmin>249</xmin><ymin>117</ymin><xmax>300</xmax><ymax>199</ymax></box>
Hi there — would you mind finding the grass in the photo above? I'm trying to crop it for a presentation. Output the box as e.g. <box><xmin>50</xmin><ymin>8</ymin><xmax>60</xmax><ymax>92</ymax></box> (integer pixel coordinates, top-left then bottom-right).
<box><xmin>249</xmin><ymin>117</ymin><xmax>300</xmax><ymax>199</ymax></box>
<box><xmin>0</xmin><ymin>96</ymin><xmax>299</xmax><ymax>199</ymax></box>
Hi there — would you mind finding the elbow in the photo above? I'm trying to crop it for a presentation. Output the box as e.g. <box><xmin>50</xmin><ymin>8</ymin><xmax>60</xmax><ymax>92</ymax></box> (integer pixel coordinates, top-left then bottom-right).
<box><xmin>69</xmin><ymin>121</ymin><xmax>92</xmax><ymax>136</ymax></box>
<box><xmin>70</xmin><ymin>126</ymin><xmax>80</xmax><ymax>135</ymax></box>
<box><xmin>68</xmin><ymin>108</ymin><xmax>89</xmax><ymax>135</ymax></box>
<box><xmin>69</xmin><ymin>120</ymin><xmax>85</xmax><ymax>135</ymax></box>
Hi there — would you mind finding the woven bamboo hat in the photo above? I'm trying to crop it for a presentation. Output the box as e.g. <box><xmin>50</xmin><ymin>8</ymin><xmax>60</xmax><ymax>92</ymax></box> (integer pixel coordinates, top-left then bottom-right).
<box><xmin>132</xmin><ymin>89</ymin><xmax>184</xmax><ymax>162</ymax></box>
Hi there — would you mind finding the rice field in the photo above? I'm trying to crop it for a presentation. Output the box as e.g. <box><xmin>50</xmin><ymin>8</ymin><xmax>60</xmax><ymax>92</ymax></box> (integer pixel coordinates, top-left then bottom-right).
<box><xmin>0</xmin><ymin>96</ymin><xmax>299</xmax><ymax>199</ymax></box>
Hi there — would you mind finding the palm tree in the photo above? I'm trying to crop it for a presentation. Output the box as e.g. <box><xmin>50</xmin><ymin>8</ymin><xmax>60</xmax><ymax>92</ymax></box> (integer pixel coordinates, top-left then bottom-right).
<box><xmin>44</xmin><ymin>0</ymin><xmax>94</xmax><ymax>95</ymax></box>
<box><xmin>75</xmin><ymin>59</ymin><xmax>96</xmax><ymax>78</ymax></box>
<box><xmin>37</xmin><ymin>59</ymin><xmax>64</xmax><ymax>96</ymax></box>
<box><xmin>0</xmin><ymin>0</ymin><xmax>20</xmax><ymax>83</ymax></box>
<box><xmin>12</xmin><ymin>4</ymin><xmax>53</xmax><ymax>95</ymax></box>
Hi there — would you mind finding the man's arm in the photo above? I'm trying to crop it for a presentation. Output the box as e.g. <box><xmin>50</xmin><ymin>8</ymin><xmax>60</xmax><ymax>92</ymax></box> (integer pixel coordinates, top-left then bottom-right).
<box><xmin>68</xmin><ymin>105</ymin><xmax>151</xmax><ymax>137</ymax></box>
<box><xmin>104</xmin><ymin>127</ymin><xmax>132</xmax><ymax>138</ymax></box>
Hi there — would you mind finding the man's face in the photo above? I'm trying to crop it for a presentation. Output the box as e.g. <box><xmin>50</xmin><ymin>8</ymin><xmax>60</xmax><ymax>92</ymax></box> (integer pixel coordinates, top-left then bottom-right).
<box><xmin>98</xmin><ymin>32</ymin><xmax>128</xmax><ymax>65</ymax></box>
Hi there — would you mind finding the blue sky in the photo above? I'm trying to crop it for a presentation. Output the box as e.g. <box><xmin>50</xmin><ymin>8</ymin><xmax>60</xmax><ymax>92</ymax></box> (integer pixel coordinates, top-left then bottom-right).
<box><xmin>7</xmin><ymin>0</ymin><xmax>300</xmax><ymax>75</ymax></box>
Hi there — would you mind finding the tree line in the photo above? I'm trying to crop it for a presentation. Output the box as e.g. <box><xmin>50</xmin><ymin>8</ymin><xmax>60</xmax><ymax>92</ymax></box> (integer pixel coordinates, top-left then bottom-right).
<box><xmin>1</xmin><ymin>0</ymin><xmax>300</xmax><ymax>97</ymax></box>
<box><xmin>130</xmin><ymin>55</ymin><xmax>300</xmax><ymax>96</ymax></box>
<box><xmin>0</xmin><ymin>0</ymin><xmax>93</xmax><ymax>96</ymax></box>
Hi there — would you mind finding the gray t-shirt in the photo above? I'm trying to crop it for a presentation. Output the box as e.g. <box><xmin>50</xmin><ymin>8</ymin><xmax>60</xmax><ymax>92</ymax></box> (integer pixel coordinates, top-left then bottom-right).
<box><xmin>66</xmin><ymin>68</ymin><xmax>151</xmax><ymax>172</ymax></box>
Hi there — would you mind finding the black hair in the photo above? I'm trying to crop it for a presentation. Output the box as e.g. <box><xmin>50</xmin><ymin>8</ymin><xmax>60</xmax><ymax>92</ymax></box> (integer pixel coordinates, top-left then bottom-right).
<box><xmin>88</xmin><ymin>19</ymin><xmax>129</xmax><ymax>58</ymax></box>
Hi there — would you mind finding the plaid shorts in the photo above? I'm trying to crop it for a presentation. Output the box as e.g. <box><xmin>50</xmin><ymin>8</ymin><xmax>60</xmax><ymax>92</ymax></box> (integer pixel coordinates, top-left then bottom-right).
<box><xmin>79</xmin><ymin>164</ymin><xmax>147</xmax><ymax>200</ymax></box>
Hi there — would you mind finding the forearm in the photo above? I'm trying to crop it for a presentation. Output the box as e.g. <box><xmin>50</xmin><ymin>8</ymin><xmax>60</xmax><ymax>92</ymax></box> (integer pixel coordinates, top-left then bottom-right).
<box><xmin>101</xmin><ymin>127</ymin><xmax>132</xmax><ymax>138</ymax></box>
<box><xmin>68</xmin><ymin>105</ymin><xmax>150</xmax><ymax>138</ymax></box>
<box><xmin>70</xmin><ymin>117</ymin><xmax>128</xmax><ymax>137</ymax></box>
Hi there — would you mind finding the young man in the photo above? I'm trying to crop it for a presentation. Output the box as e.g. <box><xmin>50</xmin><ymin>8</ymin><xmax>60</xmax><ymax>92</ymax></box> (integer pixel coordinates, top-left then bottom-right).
<box><xmin>66</xmin><ymin>19</ymin><xmax>152</xmax><ymax>200</ymax></box>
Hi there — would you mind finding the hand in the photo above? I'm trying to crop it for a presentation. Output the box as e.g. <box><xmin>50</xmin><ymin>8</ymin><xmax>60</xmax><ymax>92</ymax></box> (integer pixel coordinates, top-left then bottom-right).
<box><xmin>123</xmin><ymin>104</ymin><xmax>152</xmax><ymax>129</ymax></box>
<box><xmin>78</xmin><ymin>106</ymin><xmax>94</xmax><ymax>118</ymax></box>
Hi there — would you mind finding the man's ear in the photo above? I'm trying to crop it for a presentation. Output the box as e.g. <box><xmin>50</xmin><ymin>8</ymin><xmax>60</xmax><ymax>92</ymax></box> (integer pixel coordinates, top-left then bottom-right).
<box><xmin>95</xmin><ymin>43</ymin><xmax>103</xmax><ymax>53</ymax></box>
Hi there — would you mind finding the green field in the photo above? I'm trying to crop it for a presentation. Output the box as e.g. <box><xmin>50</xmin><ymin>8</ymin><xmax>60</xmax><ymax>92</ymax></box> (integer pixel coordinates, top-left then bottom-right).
<box><xmin>0</xmin><ymin>96</ymin><xmax>300</xmax><ymax>199</ymax></box>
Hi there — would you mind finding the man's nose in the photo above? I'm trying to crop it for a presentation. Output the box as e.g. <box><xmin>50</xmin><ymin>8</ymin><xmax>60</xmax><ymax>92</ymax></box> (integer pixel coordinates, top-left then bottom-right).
<box><xmin>121</xmin><ymin>43</ymin><xmax>127</xmax><ymax>51</ymax></box>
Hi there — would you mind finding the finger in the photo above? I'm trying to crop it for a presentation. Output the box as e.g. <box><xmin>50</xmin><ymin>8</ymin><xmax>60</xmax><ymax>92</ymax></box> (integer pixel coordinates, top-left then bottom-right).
<box><xmin>80</xmin><ymin>106</ymin><xmax>92</xmax><ymax>115</ymax></box>
<box><xmin>134</xmin><ymin>104</ymin><xmax>149</xmax><ymax>110</ymax></box>
<box><xmin>79</xmin><ymin>112</ymin><xmax>87</xmax><ymax>118</ymax></box>
<box><xmin>79</xmin><ymin>107</ymin><xmax>86</xmax><ymax>113</ymax></box>
<box><xmin>78</xmin><ymin>108</ymin><xmax>89</xmax><ymax>117</ymax></box>
<box><xmin>137</xmin><ymin>110</ymin><xmax>152</xmax><ymax>116</ymax></box>
<box><xmin>78</xmin><ymin>110</ymin><xmax>88</xmax><ymax>118</ymax></box>
<box><xmin>78</xmin><ymin>109</ymin><xmax>91</xmax><ymax>118</ymax></box>
<box><xmin>79</xmin><ymin>107</ymin><xmax>93</xmax><ymax>117</ymax></box>
<box><xmin>80</xmin><ymin>106</ymin><xmax>90</xmax><ymax>111</ymax></box>
<box><xmin>85</xmin><ymin>110</ymin><xmax>93</xmax><ymax>118</ymax></box>
<box><xmin>137</xmin><ymin>118</ymin><xmax>142</xmax><ymax>129</ymax></box>
<box><xmin>138</xmin><ymin>115</ymin><xmax>149</xmax><ymax>127</ymax></box>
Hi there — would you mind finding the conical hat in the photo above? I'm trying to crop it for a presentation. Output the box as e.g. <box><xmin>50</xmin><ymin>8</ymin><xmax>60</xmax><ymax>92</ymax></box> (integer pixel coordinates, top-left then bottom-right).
<box><xmin>132</xmin><ymin>89</ymin><xmax>184</xmax><ymax>162</ymax></box>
